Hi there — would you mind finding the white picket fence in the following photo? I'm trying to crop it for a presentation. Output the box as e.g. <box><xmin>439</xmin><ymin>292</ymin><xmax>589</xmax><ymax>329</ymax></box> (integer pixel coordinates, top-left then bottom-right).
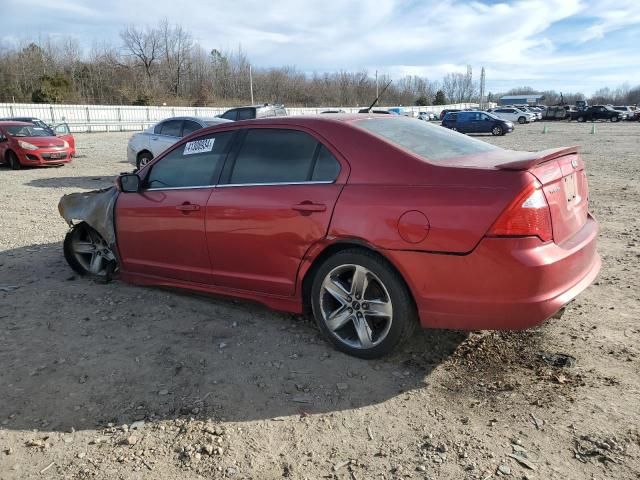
<box><xmin>0</xmin><ymin>102</ymin><xmax>481</xmax><ymax>133</ymax></box>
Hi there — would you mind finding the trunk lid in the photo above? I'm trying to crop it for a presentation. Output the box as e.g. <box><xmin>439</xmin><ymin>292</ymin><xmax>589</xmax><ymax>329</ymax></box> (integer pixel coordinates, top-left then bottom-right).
<box><xmin>442</xmin><ymin>146</ymin><xmax>589</xmax><ymax>245</ymax></box>
<box><xmin>529</xmin><ymin>150</ymin><xmax>589</xmax><ymax>245</ymax></box>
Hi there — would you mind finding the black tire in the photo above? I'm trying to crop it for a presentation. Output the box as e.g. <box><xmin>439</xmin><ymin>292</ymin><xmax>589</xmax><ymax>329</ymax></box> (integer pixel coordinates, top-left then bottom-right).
<box><xmin>610</xmin><ymin>116</ymin><xmax>619</xmax><ymax>123</ymax></box>
<box><xmin>577</xmin><ymin>116</ymin><xmax>585</xmax><ymax>122</ymax></box>
<box><xmin>7</xmin><ymin>151</ymin><xmax>21</xmax><ymax>170</ymax></box>
<box><xmin>63</xmin><ymin>222</ymin><xmax>117</xmax><ymax>281</ymax></box>
<box><xmin>518</xmin><ymin>116</ymin><xmax>526</xmax><ymax>124</ymax></box>
<box><xmin>136</xmin><ymin>152</ymin><xmax>153</xmax><ymax>169</ymax></box>
<box><xmin>310</xmin><ymin>248</ymin><xmax>417</xmax><ymax>359</ymax></box>
<box><xmin>491</xmin><ymin>125</ymin><xmax>503</xmax><ymax>136</ymax></box>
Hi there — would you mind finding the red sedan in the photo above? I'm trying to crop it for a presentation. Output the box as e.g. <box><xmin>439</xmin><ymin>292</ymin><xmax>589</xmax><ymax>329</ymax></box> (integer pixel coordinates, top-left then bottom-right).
<box><xmin>0</xmin><ymin>121</ymin><xmax>74</xmax><ymax>169</ymax></box>
<box><xmin>60</xmin><ymin>115</ymin><xmax>600</xmax><ymax>358</ymax></box>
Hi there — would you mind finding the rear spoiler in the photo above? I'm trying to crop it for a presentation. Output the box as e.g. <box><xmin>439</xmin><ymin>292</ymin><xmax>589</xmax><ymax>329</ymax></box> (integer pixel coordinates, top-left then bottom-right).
<box><xmin>494</xmin><ymin>146</ymin><xmax>579</xmax><ymax>171</ymax></box>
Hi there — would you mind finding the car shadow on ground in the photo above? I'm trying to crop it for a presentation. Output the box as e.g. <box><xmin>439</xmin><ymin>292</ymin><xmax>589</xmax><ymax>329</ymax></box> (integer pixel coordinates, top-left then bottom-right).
<box><xmin>26</xmin><ymin>176</ymin><xmax>116</xmax><ymax>189</ymax></box>
<box><xmin>0</xmin><ymin>242</ymin><xmax>468</xmax><ymax>433</ymax></box>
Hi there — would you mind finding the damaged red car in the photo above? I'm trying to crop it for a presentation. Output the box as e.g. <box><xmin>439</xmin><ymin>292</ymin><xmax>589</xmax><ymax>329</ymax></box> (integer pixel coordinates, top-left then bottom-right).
<box><xmin>0</xmin><ymin>121</ymin><xmax>73</xmax><ymax>169</ymax></box>
<box><xmin>59</xmin><ymin>115</ymin><xmax>600</xmax><ymax>358</ymax></box>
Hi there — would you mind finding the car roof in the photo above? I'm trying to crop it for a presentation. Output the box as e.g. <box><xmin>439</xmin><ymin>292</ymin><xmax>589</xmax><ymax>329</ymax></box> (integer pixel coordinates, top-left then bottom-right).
<box><xmin>225</xmin><ymin>104</ymin><xmax>282</xmax><ymax>110</ymax></box>
<box><xmin>0</xmin><ymin>116</ymin><xmax>40</xmax><ymax>120</ymax></box>
<box><xmin>0</xmin><ymin>120</ymin><xmax>33</xmax><ymax>126</ymax></box>
<box><xmin>221</xmin><ymin>113</ymin><xmax>393</xmax><ymax>126</ymax></box>
<box><xmin>156</xmin><ymin>116</ymin><xmax>231</xmax><ymax>123</ymax></box>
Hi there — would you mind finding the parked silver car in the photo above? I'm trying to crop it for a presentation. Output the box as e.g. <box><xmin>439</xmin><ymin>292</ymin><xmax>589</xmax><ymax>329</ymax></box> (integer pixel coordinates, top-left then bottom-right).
<box><xmin>127</xmin><ymin>116</ymin><xmax>231</xmax><ymax>168</ymax></box>
<box><xmin>417</xmin><ymin>111</ymin><xmax>438</xmax><ymax>121</ymax></box>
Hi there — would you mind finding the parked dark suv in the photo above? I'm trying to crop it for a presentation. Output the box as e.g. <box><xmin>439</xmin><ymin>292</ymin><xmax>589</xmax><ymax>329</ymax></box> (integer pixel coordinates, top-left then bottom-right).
<box><xmin>219</xmin><ymin>104</ymin><xmax>287</xmax><ymax>121</ymax></box>
<box><xmin>442</xmin><ymin>111</ymin><xmax>513</xmax><ymax>136</ymax></box>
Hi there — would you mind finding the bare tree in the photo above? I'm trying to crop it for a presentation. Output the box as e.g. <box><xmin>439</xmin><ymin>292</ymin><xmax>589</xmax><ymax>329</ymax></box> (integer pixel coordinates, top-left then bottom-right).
<box><xmin>120</xmin><ymin>25</ymin><xmax>162</xmax><ymax>81</ymax></box>
<box><xmin>159</xmin><ymin>20</ymin><xmax>193</xmax><ymax>96</ymax></box>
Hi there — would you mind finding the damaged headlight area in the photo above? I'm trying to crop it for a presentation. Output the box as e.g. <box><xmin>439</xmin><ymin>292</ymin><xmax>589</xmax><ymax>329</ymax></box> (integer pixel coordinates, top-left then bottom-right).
<box><xmin>58</xmin><ymin>187</ymin><xmax>119</xmax><ymax>247</ymax></box>
<box><xmin>59</xmin><ymin>187</ymin><xmax>120</xmax><ymax>280</ymax></box>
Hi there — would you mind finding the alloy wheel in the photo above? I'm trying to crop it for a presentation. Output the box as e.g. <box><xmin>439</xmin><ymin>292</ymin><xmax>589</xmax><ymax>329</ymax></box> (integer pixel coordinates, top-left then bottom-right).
<box><xmin>69</xmin><ymin>226</ymin><xmax>116</xmax><ymax>277</ymax></box>
<box><xmin>319</xmin><ymin>264</ymin><xmax>393</xmax><ymax>349</ymax></box>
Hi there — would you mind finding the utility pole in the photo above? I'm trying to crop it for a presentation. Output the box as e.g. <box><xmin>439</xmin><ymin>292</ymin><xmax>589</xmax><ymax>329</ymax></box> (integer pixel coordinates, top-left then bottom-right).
<box><xmin>479</xmin><ymin>66</ymin><xmax>486</xmax><ymax>109</ymax></box>
<box><xmin>375</xmin><ymin>70</ymin><xmax>379</xmax><ymax>98</ymax></box>
<box><xmin>249</xmin><ymin>65</ymin><xmax>254</xmax><ymax>104</ymax></box>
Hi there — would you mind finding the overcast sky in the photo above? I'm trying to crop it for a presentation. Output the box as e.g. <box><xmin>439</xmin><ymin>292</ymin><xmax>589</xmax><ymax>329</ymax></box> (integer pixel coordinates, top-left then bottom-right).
<box><xmin>2</xmin><ymin>0</ymin><xmax>639</xmax><ymax>94</ymax></box>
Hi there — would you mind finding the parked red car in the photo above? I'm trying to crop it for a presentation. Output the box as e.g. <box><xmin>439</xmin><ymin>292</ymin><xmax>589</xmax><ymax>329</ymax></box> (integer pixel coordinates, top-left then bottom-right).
<box><xmin>60</xmin><ymin>115</ymin><xmax>600</xmax><ymax>358</ymax></box>
<box><xmin>0</xmin><ymin>121</ymin><xmax>74</xmax><ymax>169</ymax></box>
<box><xmin>0</xmin><ymin>117</ymin><xmax>76</xmax><ymax>156</ymax></box>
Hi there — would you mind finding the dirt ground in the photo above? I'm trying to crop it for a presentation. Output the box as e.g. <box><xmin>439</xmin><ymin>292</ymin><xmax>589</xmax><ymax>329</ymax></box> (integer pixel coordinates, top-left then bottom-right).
<box><xmin>1</xmin><ymin>121</ymin><xmax>639</xmax><ymax>480</ymax></box>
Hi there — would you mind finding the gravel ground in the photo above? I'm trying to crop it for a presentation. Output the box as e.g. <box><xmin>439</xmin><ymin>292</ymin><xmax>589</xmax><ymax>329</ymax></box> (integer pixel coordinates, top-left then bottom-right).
<box><xmin>0</xmin><ymin>121</ymin><xmax>639</xmax><ymax>479</ymax></box>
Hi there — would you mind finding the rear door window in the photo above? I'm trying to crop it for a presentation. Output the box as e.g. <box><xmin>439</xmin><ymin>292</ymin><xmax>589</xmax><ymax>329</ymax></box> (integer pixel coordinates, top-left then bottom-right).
<box><xmin>159</xmin><ymin>120</ymin><xmax>183</xmax><ymax>137</ymax></box>
<box><xmin>182</xmin><ymin>120</ymin><xmax>202</xmax><ymax>136</ymax></box>
<box><xmin>228</xmin><ymin>129</ymin><xmax>319</xmax><ymax>184</ymax></box>
<box><xmin>146</xmin><ymin>131</ymin><xmax>234</xmax><ymax>189</ymax></box>
<box><xmin>311</xmin><ymin>145</ymin><xmax>340</xmax><ymax>181</ymax></box>
<box><xmin>237</xmin><ymin>108</ymin><xmax>255</xmax><ymax>120</ymax></box>
<box><xmin>220</xmin><ymin>110</ymin><xmax>238</xmax><ymax>121</ymax></box>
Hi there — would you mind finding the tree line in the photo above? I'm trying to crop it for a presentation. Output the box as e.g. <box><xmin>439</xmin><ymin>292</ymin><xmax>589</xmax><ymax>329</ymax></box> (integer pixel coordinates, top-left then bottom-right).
<box><xmin>0</xmin><ymin>21</ymin><xmax>638</xmax><ymax>108</ymax></box>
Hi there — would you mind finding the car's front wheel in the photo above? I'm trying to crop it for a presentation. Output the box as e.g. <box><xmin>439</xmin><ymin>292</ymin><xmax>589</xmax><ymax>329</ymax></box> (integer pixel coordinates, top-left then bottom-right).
<box><xmin>492</xmin><ymin>125</ymin><xmax>503</xmax><ymax>136</ymax></box>
<box><xmin>64</xmin><ymin>222</ymin><xmax>117</xmax><ymax>280</ymax></box>
<box><xmin>7</xmin><ymin>151</ymin><xmax>21</xmax><ymax>170</ymax></box>
<box><xmin>610</xmin><ymin>116</ymin><xmax>619</xmax><ymax>123</ymax></box>
<box><xmin>311</xmin><ymin>249</ymin><xmax>417</xmax><ymax>359</ymax></box>
<box><xmin>136</xmin><ymin>152</ymin><xmax>153</xmax><ymax>169</ymax></box>
<box><xmin>518</xmin><ymin>116</ymin><xmax>527</xmax><ymax>124</ymax></box>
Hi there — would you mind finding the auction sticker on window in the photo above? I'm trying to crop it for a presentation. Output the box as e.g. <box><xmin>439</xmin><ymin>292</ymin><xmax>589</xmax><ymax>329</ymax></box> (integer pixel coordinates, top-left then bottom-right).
<box><xmin>184</xmin><ymin>138</ymin><xmax>215</xmax><ymax>155</ymax></box>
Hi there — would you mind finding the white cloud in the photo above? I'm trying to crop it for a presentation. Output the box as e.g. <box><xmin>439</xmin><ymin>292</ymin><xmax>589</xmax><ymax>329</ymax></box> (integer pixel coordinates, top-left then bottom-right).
<box><xmin>2</xmin><ymin>0</ymin><xmax>639</xmax><ymax>93</ymax></box>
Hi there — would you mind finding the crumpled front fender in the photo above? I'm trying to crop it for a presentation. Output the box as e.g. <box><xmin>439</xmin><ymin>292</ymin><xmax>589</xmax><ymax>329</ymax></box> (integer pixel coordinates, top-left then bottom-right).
<box><xmin>58</xmin><ymin>187</ymin><xmax>120</xmax><ymax>247</ymax></box>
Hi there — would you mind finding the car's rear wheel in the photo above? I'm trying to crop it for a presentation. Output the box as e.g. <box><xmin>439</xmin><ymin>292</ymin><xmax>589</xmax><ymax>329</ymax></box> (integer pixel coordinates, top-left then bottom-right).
<box><xmin>136</xmin><ymin>152</ymin><xmax>153</xmax><ymax>169</ymax></box>
<box><xmin>492</xmin><ymin>125</ymin><xmax>503</xmax><ymax>136</ymax></box>
<box><xmin>577</xmin><ymin>116</ymin><xmax>585</xmax><ymax>122</ymax></box>
<box><xmin>7</xmin><ymin>151</ymin><xmax>21</xmax><ymax>170</ymax></box>
<box><xmin>311</xmin><ymin>249</ymin><xmax>417</xmax><ymax>359</ymax></box>
<box><xmin>518</xmin><ymin>116</ymin><xmax>526</xmax><ymax>124</ymax></box>
<box><xmin>64</xmin><ymin>222</ymin><xmax>117</xmax><ymax>279</ymax></box>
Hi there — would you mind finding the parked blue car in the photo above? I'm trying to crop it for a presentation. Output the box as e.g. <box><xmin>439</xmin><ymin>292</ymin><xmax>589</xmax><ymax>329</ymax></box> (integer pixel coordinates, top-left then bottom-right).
<box><xmin>442</xmin><ymin>111</ymin><xmax>513</xmax><ymax>136</ymax></box>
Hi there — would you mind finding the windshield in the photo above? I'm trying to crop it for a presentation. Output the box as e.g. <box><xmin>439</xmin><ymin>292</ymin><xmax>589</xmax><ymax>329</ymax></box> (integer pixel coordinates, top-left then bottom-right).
<box><xmin>356</xmin><ymin>116</ymin><xmax>499</xmax><ymax>162</ymax></box>
<box><xmin>5</xmin><ymin>125</ymin><xmax>54</xmax><ymax>137</ymax></box>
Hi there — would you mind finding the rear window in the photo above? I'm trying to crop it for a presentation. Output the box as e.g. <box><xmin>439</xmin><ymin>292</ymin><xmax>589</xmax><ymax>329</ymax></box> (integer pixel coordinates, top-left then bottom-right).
<box><xmin>356</xmin><ymin>117</ymin><xmax>498</xmax><ymax>162</ymax></box>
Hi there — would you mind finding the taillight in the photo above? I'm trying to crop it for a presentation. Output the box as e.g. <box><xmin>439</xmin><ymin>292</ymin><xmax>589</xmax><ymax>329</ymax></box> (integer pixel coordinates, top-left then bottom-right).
<box><xmin>487</xmin><ymin>181</ymin><xmax>553</xmax><ymax>242</ymax></box>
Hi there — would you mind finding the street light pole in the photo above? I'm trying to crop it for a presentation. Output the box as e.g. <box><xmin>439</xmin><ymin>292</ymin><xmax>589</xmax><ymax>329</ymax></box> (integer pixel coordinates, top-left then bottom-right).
<box><xmin>375</xmin><ymin>70</ymin><xmax>378</xmax><ymax>98</ymax></box>
<box><xmin>249</xmin><ymin>65</ymin><xmax>254</xmax><ymax>104</ymax></box>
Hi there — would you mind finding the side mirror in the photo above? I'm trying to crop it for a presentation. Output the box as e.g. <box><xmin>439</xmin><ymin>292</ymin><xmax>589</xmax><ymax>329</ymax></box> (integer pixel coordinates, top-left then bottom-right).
<box><xmin>118</xmin><ymin>173</ymin><xmax>141</xmax><ymax>193</ymax></box>
<box><xmin>0</xmin><ymin>136</ymin><xmax>7</xmax><ymax>143</ymax></box>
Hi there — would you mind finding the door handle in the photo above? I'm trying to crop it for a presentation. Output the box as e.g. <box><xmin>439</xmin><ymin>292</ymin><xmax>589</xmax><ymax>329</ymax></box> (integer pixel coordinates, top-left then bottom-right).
<box><xmin>292</xmin><ymin>202</ymin><xmax>326</xmax><ymax>213</ymax></box>
<box><xmin>151</xmin><ymin>137</ymin><xmax>159</xmax><ymax>141</ymax></box>
<box><xmin>176</xmin><ymin>202</ymin><xmax>200</xmax><ymax>212</ymax></box>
